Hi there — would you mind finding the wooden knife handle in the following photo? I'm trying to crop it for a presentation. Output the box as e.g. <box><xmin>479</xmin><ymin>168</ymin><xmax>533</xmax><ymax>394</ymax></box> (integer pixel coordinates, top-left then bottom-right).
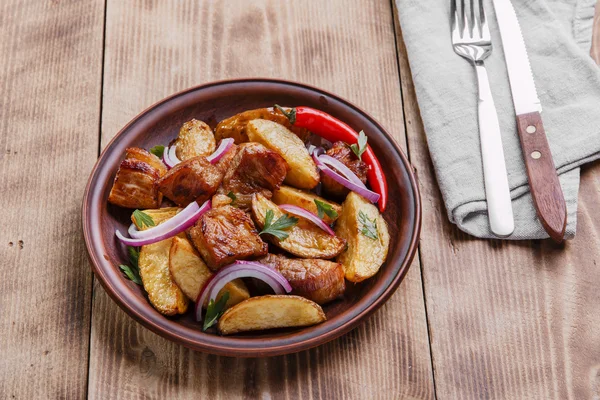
<box><xmin>516</xmin><ymin>112</ymin><xmax>567</xmax><ymax>242</ymax></box>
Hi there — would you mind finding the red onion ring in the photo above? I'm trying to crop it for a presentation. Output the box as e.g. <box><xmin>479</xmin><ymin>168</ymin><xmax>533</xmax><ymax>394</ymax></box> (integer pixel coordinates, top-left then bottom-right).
<box><xmin>206</xmin><ymin>138</ymin><xmax>234</xmax><ymax>164</ymax></box>
<box><xmin>195</xmin><ymin>261</ymin><xmax>292</xmax><ymax>322</ymax></box>
<box><xmin>319</xmin><ymin>154</ymin><xmax>365</xmax><ymax>187</ymax></box>
<box><xmin>312</xmin><ymin>151</ymin><xmax>380</xmax><ymax>203</ymax></box>
<box><xmin>278</xmin><ymin>204</ymin><xmax>335</xmax><ymax>235</ymax></box>
<box><xmin>162</xmin><ymin>145</ymin><xmax>181</xmax><ymax>169</ymax></box>
<box><xmin>116</xmin><ymin>200</ymin><xmax>211</xmax><ymax>246</ymax></box>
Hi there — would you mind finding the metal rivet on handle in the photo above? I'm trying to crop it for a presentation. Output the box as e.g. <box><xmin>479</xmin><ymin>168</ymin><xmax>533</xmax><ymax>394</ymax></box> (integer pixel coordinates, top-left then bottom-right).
<box><xmin>526</xmin><ymin>125</ymin><xmax>536</xmax><ymax>133</ymax></box>
<box><xmin>531</xmin><ymin>151</ymin><xmax>541</xmax><ymax>159</ymax></box>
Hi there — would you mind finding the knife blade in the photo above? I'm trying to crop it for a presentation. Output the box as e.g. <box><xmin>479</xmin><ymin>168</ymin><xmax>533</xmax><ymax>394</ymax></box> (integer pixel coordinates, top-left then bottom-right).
<box><xmin>492</xmin><ymin>0</ymin><xmax>567</xmax><ymax>242</ymax></box>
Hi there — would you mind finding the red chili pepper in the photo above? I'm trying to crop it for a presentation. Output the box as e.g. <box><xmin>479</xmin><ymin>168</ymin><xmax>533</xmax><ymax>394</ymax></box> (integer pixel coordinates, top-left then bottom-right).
<box><xmin>275</xmin><ymin>105</ymin><xmax>388</xmax><ymax>212</ymax></box>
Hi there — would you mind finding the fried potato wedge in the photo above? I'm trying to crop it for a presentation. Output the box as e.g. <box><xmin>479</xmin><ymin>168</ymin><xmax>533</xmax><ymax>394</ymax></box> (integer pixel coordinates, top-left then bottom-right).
<box><xmin>136</xmin><ymin>209</ymin><xmax>188</xmax><ymax>315</ymax></box>
<box><xmin>247</xmin><ymin>119</ymin><xmax>319</xmax><ymax>189</ymax></box>
<box><xmin>168</xmin><ymin>236</ymin><xmax>249</xmax><ymax>308</ymax></box>
<box><xmin>139</xmin><ymin>238</ymin><xmax>188</xmax><ymax>316</ymax></box>
<box><xmin>174</xmin><ymin>119</ymin><xmax>216</xmax><ymax>161</ymax></box>
<box><xmin>252</xmin><ymin>193</ymin><xmax>345</xmax><ymax>259</ymax></box>
<box><xmin>272</xmin><ymin>185</ymin><xmax>341</xmax><ymax>225</ymax></box>
<box><xmin>215</xmin><ymin>108</ymin><xmax>311</xmax><ymax>144</ymax></box>
<box><xmin>259</xmin><ymin>254</ymin><xmax>345</xmax><ymax>304</ymax></box>
<box><xmin>217</xmin><ymin>295</ymin><xmax>326</xmax><ymax>335</ymax></box>
<box><xmin>131</xmin><ymin>207</ymin><xmax>180</xmax><ymax>227</ymax></box>
<box><xmin>334</xmin><ymin>192</ymin><xmax>390</xmax><ymax>282</ymax></box>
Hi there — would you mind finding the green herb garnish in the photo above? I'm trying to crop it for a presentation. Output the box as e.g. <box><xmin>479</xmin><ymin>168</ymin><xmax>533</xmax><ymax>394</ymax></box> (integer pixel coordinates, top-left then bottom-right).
<box><xmin>358</xmin><ymin>210</ymin><xmax>378</xmax><ymax>240</ymax></box>
<box><xmin>132</xmin><ymin>209</ymin><xmax>155</xmax><ymax>228</ymax></box>
<box><xmin>259</xmin><ymin>210</ymin><xmax>298</xmax><ymax>241</ymax></box>
<box><xmin>203</xmin><ymin>292</ymin><xmax>230</xmax><ymax>331</ymax></box>
<box><xmin>314</xmin><ymin>199</ymin><xmax>338</xmax><ymax>219</ymax></box>
<box><xmin>119</xmin><ymin>246</ymin><xmax>142</xmax><ymax>284</ymax></box>
<box><xmin>350</xmin><ymin>130</ymin><xmax>368</xmax><ymax>159</ymax></box>
<box><xmin>149</xmin><ymin>145</ymin><xmax>165</xmax><ymax>158</ymax></box>
<box><xmin>226</xmin><ymin>191</ymin><xmax>237</xmax><ymax>204</ymax></box>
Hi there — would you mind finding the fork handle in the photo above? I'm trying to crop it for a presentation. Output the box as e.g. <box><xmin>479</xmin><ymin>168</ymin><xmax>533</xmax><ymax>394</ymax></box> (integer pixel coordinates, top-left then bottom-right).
<box><xmin>475</xmin><ymin>62</ymin><xmax>515</xmax><ymax>237</ymax></box>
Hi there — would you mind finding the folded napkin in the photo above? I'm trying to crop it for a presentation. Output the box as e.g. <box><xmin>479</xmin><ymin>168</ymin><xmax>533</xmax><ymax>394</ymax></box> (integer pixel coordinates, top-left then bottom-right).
<box><xmin>395</xmin><ymin>0</ymin><xmax>600</xmax><ymax>239</ymax></box>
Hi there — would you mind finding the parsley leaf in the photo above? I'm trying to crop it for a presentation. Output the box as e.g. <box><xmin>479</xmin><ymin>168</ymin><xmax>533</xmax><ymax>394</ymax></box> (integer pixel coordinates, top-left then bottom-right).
<box><xmin>358</xmin><ymin>210</ymin><xmax>378</xmax><ymax>240</ymax></box>
<box><xmin>314</xmin><ymin>199</ymin><xmax>338</xmax><ymax>219</ymax></box>
<box><xmin>149</xmin><ymin>145</ymin><xmax>165</xmax><ymax>158</ymax></box>
<box><xmin>259</xmin><ymin>210</ymin><xmax>298</xmax><ymax>241</ymax></box>
<box><xmin>203</xmin><ymin>291</ymin><xmax>230</xmax><ymax>331</ymax></box>
<box><xmin>350</xmin><ymin>130</ymin><xmax>368</xmax><ymax>159</ymax></box>
<box><xmin>226</xmin><ymin>191</ymin><xmax>237</xmax><ymax>204</ymax></box>
<box><xmin>119</xmin><ymin>264</ymin><xmax>142</xmax><ymax>284</ymax></box>
<box><xmin>119</xmin><ymin>246</ymin><xmax>142</xmax><ymax>284</ymax></box>
<box><xmin>132</xmin><ymin>209</ymin><xmax>155</xmax><ymax>228</ymax></box>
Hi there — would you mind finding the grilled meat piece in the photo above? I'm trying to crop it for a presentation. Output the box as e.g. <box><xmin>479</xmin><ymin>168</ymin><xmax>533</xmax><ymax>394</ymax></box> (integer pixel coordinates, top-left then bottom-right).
<box><xmin>321</xmin><ymin>141</ymin><xmax>368</xmax><ymax>198</ymax></box>
<box><xmin>215</xmin><ymin>107</ymin><xmax>311</xmax><ymax>144</ymax></box>
<box><xmin>157</xmin><ymin>156</ymin><xmax>222</xmax><ymax>207</ymax></box>
<box><xmin>218</xmin><ymin>142</ymin><xmax>289</xmax><ymax>210</ymax></box>
<box><xmin>108</xmin><ymin>147</ymin><xmax>166</xmax><ymax>209</ymax></box>
<box><xmin>188</xmin><ymin>205</ymin><xmax>268</xmax><ymax>270</ymax></box>
<box><xmin>258</xmin><ymin>254</ymin><xmax>345</xmax><ymax>305</ymax></box>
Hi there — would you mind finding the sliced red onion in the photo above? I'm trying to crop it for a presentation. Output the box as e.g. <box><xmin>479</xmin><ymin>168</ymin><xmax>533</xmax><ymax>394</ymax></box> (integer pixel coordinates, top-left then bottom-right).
<box><xmin>312</xmin><ymin>151</ymin><xmax>380</xmax><ymax>203</ymax></box>
<box><xmin>319</xmin><ymin>154</ymin><xmax>365</xmax><ymax>186</ymax></box>
<box><xmin>162</xmin><ymin>145</ymin><xmax>181</xmax><ymax>169</ymax></box>
<box><xmin>195</xmin><ymin>261</ymin><xmax>292</xmax><ymax>322</ymax></box>
<box><xmin>278</xmin><ymin>204</ymin><xmax>335</xmax><ymax>235</ymax></box>
<box><xmin>306</xmin><ymin>144</ymin><xmax>316</xmax><ymax>155</ymax></box>
<box><xmin>206</xmin><ymin>138</ymin><xmax>234</xmax><ymax>164</ymax></box>
<box><xmin>116</xmin><ymin>200</ymin><xmax>211</xmax><ymax>246</ymax></box>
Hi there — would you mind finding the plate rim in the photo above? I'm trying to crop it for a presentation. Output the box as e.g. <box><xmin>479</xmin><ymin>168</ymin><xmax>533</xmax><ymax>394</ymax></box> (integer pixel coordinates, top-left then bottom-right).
<box><xmin>82</xmin><ymin>77</ymin><xmax>422</xmax><ymax>357</ymax></box>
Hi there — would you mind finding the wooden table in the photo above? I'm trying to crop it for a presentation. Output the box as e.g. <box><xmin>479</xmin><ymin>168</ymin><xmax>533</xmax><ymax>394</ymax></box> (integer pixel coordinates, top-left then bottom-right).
<box><xmin>2</xmin><ymin>1</ymin><xmax>599</xmax><ymax>398</ymax></box>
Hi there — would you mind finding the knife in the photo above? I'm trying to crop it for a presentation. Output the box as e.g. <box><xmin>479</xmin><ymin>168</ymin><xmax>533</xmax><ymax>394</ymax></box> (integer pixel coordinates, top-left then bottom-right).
<box><xmin>491</xmin><ymin>0</ymin><xmax>567</xmax><ymax>242</ymax></box>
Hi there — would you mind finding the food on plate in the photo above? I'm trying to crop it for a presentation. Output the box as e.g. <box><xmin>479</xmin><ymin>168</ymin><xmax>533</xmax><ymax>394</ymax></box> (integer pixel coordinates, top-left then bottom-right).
<box><xmin>174</xmin><ymin>119</ymin><xmax>216</xmax><ymax>160</ymax></box>
<box><xmin>108</xmin><ymin>148</ymin><xmax>167</xmax><ymax>209</ymax></box>
<box><xmin>272</xmin><ymin>185</ymin><xmax>341</xmax><ymax>225</ymax></box>
<box><xmin>259</xmin><ymin>254</ymin><xmax>345</xmax><ymax>304</ymax></box>
<box><xmin>157</xmin><ymin>156</ymin><xmax>222</xmax><ymax>206</ymax></box>
<box><xmin>217</xmin><ymin>142</ymin><xmax>288</xmax><ymax>210</ymax></box>
<box><xmin>247</xmin><ymin>119</ymin><xmax>319</xmax><ymax>189</ymax></box>
<box><xmin>251</xmin><ymin>193</ymin><xmax>345</xmax><ymax>259</ymax></box>
<box><xmin>109</xmin><ymin>106</ymin><xmax>390</xmax><ymax>334</ymax></box>
<box><xmin>215</xmin><ymin>107</ymin><xmax>311</xmax><ymax>144</ymax></box>
<box><xmin>334</xmin><ymin>192</ymin><xmax>390</xmax><ymax>282</ymax></box>
<box><xmin>169</xmin><ymin>236</ymin><xmax>249</xmax><ymax>307</ymax></box>
<box><xmin>188</xmin><ymin>205</ymin><xmax>268</xmax><ymax>270</ymax></box>
<box><xmin>217</xmin><ymin>295</ymin><xmax>326</xmax><ymax>335</ymax></box>
<box><xmin>320</xmin><ymin>141</ymin><xmax>368</xmax><ymax>198</ymax></box>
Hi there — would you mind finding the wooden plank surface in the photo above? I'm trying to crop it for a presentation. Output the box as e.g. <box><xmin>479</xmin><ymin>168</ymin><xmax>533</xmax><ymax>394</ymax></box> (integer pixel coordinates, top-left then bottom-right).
<box><xmin>394</xmin><ymin>2</ymin><xmax>600</xmax><ymax>399</ymax></box>
<box><xmin>87</xmin><ymin>1</ymin><xmax>434</xmax><ymax>399</ymax></box>
<box><xmin>0</xmin><ymin>0</ymin><xmax>105</xmax><ymax>398</ymax></box>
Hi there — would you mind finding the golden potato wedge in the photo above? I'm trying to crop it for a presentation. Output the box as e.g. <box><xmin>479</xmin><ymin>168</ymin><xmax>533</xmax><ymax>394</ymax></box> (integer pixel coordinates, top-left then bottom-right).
<box><xmin>174</xmin><ymin>119</ymin><xmax>216</xmax><ymax>161</ymax></box>
<box><xmin>334</xmin><ymin>192</ymin><xmax>390</xmax><ymax>282</ymax></box>
<box><xmin>135</xmin><ymin>208</ymin><xmax>188</xmax><ymax>315</ymax></box>
<box><xmin>247</xmin><ymin>119</ymin><xmax>319</xmax><ymax>189</ymax></box>
<box><xmin>215</xmin><ymin>108</ymin><xmax>311</xmax><ymax>144</ymax></box>
<box><xmin>252</xmin><ymin>193</ymin><xmax>345</xmax><ymax>259</ymax></box>
<box><xmin>131</xmin><ymin>207</ymin><xmax>180</xmax><ymax>228</ymax></box>
<box><xmin>139</xmin><ymin>238</ymin><xmax>188</xmax><ymax>316</ymax></box>
<box><xmin>217</xmin><ymin>295</ymin><xmax>326</xmax><ymax>335</ymax></box>
<box><xmin>168</xmin><ymin>236</ymin><xmax>249</xmax><ymax>308</ymax></box>
<box><xmin>272</xmin><ymin>185</ymin><xmax>341</xmax><ymax>225</ymax></box>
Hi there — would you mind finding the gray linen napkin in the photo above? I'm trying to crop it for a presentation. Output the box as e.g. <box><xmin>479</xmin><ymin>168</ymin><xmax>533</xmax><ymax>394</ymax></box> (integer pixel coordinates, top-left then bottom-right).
<box><xmin>395</xmin><ymin>0</ymin><xmax>600</xmax><ymax>239</ymax></box>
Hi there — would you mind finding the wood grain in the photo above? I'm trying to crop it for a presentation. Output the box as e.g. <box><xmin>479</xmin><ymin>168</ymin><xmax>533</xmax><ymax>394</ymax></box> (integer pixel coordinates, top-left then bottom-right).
<box><xmin>394</xmin><ymin>2</ymin><xmax>600</xmax><ymax>399</ymax></box>
<box><xmin>516</xmin><ymin>112</ymin><xmax>567</xmax><ymax>242</ymax></box>
<box><xmin>88</xmin><ymin>0</ymin><xmax>434</xmax><ymax>398</ymax></box>
<box><xmin>0</xmin><ymin>0</ymin><xmax>104</xmax><ymax>398</ymax></box>
<box><xmin>591</xmin><ymin>0</ymin><xmax>600</xmax><ymax>63</ymax></box>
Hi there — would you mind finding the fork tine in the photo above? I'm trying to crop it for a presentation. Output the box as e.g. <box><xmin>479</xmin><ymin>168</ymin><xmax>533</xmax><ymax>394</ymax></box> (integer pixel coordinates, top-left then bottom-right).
<box><xmin>451</xmin><ymin>0</ymin><xmax>461</xmax><ymax>40</ymax></box>
<box><xmin>469</xmin><ymin>0</ymin><xmax>475</xmax><ymax>36</ymax></box>
<box><xmin>479</xmin><ymin>0</ymin><xmax>490</xmax><ymax>40</ymax></box>
<box><xmin>461</xmin><ymin>0</ymin><xmax>469</xmax><ymax>39</ymax></box>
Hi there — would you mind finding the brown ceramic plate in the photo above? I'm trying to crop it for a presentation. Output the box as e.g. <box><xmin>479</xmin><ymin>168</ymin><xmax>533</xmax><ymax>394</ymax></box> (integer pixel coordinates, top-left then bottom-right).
<box><xmin>82</xmin><ymin>78</ymin><xmax>421</xmax><ymax>357</ymax></box>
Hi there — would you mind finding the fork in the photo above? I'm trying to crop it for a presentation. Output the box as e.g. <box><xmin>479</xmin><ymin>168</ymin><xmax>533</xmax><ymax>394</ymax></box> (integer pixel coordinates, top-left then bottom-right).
<box><xmin>451</xmin><ymin>0</ymin><xmax>514</xmax><ymax>237</ymax></box>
